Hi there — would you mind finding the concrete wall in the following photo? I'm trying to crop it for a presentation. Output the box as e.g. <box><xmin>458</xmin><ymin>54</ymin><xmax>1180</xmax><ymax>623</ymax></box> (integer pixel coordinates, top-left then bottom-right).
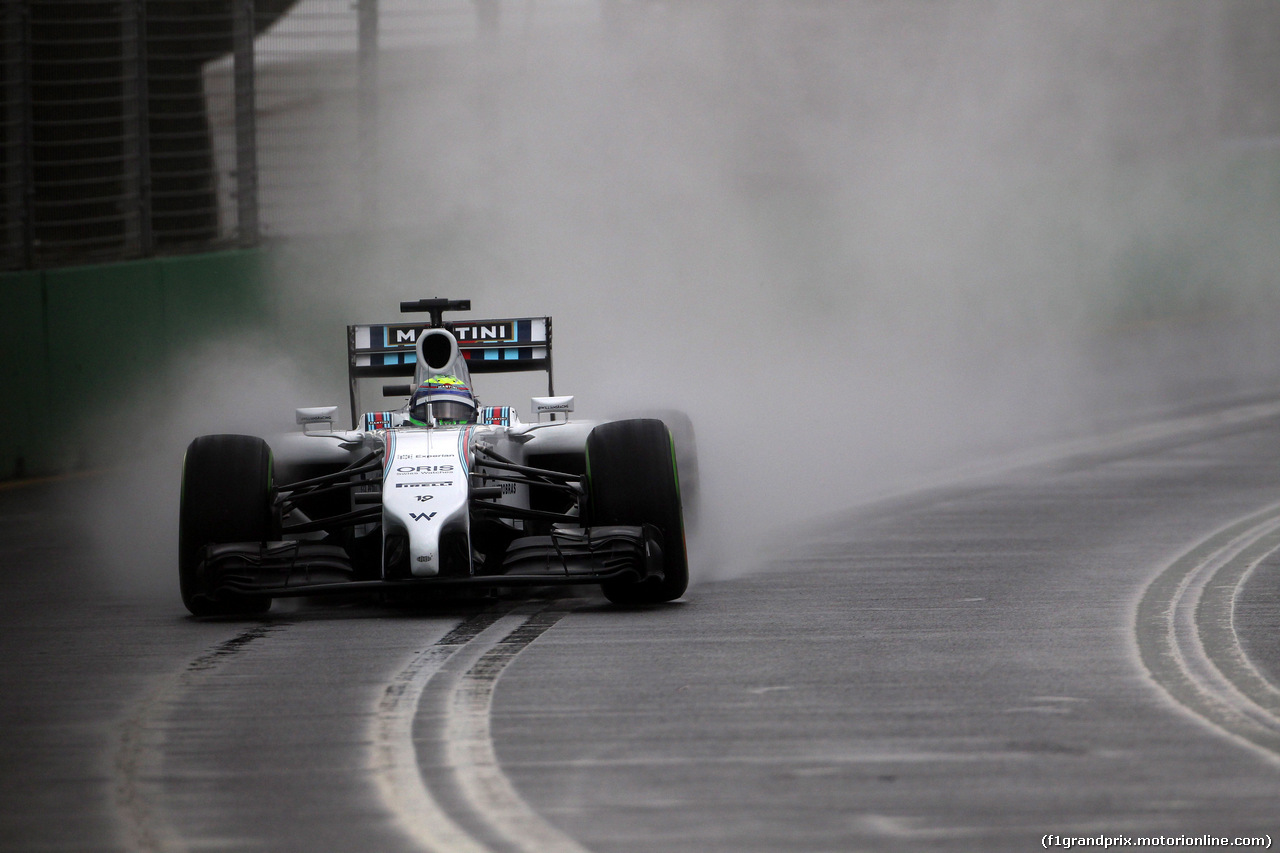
<box><xmin>0</xmin><ymin>250</ymin><xmax>268</xmax><ymax>479</ymax></box>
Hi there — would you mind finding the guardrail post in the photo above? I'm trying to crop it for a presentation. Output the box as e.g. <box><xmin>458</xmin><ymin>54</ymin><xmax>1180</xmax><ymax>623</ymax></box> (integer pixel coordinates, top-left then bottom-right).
<box><xmin>233</xmin><ymin>0</ymin><xmax>259</xmax><ymax>247</ymax></box>
<box><xmin>3</xmin><ymin>0</ymin><xmax>31</xmax><ymax>269</ymax></box>
<box><xmin>357</xmin><ymin>0</ymin><xmax>378</xmax><ymax>222</ymax></box>
<box><xmin>120</xmin><ymin>0</ymin><xmax>152</xmax><ymax>257</ymax></box>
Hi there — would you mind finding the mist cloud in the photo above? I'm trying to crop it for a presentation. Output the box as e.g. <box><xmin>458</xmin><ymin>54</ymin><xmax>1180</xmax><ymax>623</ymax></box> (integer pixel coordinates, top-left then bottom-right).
<box><xmin>93</xmin><ymin>1</ymin><xmax>1280</xmax><ymax>589</ymax></box>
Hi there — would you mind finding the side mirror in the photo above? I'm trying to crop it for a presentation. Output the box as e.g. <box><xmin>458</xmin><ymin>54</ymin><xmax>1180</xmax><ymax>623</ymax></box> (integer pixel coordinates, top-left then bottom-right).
<box><xmin>531</xmin><ymin>396</ymin><xmax>575</xmax><ymax>422</ymax></box>
<box><xmin>296</xmin><ymin>406</ymin><xmax>339</xmax><ymax>434</ymax></box>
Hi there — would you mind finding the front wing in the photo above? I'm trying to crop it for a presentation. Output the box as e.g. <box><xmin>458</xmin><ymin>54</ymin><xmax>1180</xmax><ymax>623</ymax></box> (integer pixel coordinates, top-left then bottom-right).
<box><xmin>196</xmin><ymin>524</ymin><xmax>664</xmax><ymax>600</ymax></box>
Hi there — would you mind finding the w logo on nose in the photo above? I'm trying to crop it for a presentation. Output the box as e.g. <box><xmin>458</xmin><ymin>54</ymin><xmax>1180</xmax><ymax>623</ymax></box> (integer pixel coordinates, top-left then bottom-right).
<box><xmin>410</xmin><ymin>512</ymin><xmax>437</xmax><ymax>522</ymax></box>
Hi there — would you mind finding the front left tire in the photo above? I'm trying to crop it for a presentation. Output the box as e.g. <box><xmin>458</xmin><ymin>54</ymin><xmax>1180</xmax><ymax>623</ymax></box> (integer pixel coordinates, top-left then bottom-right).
<box><xmin>586</xmin><ymin>418</ymin><xmax>689</xmax><ymax>605</ymax></box>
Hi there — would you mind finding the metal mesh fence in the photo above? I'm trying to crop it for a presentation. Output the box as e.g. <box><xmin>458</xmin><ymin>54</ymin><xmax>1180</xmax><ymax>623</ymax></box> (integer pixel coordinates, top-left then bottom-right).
<box><xmin>2</xmin><ymin>1</ymin><xmax>1277</xmax><ymax>271</ymax></box>
<box><xmin>2</xmin><ymin>0</ymin><xmax>263</xmax><ymax>270</ymax></box>
<box><xmin>8</xmin><ymin>1</ymin><xmax>153</xmax><ymax>267</ymax></box>
<box><xmin>2</xmin><ymin>3</ymin><xmax>32</xmax><ymax>268</ymax></box>
<box><xmin>0</xmin><ymin>0</ymin><xmax>603</xmax><ymax>270</ymax></box>
<box><xmin>1</xmin><ymin>0</ymin><xmax>363</xmax><ymax>269</ymax></box>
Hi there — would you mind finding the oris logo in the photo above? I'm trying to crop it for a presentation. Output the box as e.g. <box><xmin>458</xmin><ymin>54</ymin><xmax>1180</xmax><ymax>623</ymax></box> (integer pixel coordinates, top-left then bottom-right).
<box><xmin>396</xmin><ymin>465</ymin><xmax>454</xmax><ymax>474</ymax></box>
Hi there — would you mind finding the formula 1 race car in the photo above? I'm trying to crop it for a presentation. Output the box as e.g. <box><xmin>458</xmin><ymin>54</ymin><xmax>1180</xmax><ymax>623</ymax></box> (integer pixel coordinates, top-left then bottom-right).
<box><xmin>178</xmin><ymin>298</ymin><xmax>693</xmax><ymax>615</ymax></box>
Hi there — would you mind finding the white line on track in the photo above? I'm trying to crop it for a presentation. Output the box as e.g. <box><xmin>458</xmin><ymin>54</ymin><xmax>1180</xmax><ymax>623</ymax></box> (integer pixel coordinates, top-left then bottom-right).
<box><xmin>373</xmin><ymin>601</ymin><xmax>590</xmax><ymax>853</ymax></box>
<box><xmin>855</xmin><ymin>399</ymin><xmax>1280</xmax><ymax>512</ymax></box>
<box><xmin>1135</xmin><ymin>504</ymin><xmax>1280</xmax><ymax>764</ymax></box>
<box><xmin>113</xmin><ymin>625</ymin><xmax>281</xmax><ymax>853</ymax></box>
<box><xmin>373</xmin><ymin>613</ymin><xmax>500</xmax><ymax>853</ymax></box>
<box><xmin>115</xmin><ymin>685</ymin><xmax>188</xmax><ymax>853</ymax></box>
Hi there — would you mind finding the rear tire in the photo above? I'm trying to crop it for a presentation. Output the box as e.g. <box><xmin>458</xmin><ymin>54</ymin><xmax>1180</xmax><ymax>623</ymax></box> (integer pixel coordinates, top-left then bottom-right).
<box><xmin>587</xmin><ymin>419</ymin><xmax>688</xmax><ymax>604</ymax></box>
<box><xmin>179</xmin><ymin>434</ymin><xmax>277</xmax><ymax>616</ymax></box>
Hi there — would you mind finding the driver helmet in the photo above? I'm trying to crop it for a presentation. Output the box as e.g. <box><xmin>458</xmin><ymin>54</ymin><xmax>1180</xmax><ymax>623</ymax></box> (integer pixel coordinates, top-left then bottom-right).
<box><xmin>408</xmin><ymin>375</ymin><xmax>477</xmax><ymax>426</ymax></box>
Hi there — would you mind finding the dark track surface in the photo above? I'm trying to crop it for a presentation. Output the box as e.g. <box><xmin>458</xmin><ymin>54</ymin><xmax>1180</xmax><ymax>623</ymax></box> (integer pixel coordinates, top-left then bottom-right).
<box><xmin>3</xmin><ymin>397</ymin><xmax>1280</xmax><ymax>852</ymax></box>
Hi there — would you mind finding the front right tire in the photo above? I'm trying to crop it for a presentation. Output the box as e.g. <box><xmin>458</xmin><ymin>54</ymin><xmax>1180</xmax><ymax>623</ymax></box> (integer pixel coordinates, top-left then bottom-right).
<box><xmin>179</xmin><ymin>434</ymin><xmax>276</xmax><ymax>616</ymax></box>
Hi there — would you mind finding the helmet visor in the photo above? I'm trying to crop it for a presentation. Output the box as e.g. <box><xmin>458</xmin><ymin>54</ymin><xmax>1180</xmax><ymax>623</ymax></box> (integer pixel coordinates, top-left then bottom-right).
<box><xmin>430</xmin><ymin>399</ymin><xmax>476</xmax><ymax>424</ymax></box>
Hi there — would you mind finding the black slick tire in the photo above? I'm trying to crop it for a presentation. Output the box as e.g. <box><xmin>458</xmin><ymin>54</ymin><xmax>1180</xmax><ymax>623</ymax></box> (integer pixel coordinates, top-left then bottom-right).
<box><xmin>179</xmin><ymin>434</ymin><xmax>276</xmax><ymax>616</ymax></box>
<box><xmin>587</xmin><ymin>418</ymin><xmax>688</xmax><ymax>604</ymax></box>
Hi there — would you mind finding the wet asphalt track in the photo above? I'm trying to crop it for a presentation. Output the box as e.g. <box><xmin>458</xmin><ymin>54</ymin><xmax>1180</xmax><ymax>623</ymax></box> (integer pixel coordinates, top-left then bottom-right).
<box><xmin>3</xmin><ymin>396</ymin><xmax>1280</xmax><ymax>852</ymax></box>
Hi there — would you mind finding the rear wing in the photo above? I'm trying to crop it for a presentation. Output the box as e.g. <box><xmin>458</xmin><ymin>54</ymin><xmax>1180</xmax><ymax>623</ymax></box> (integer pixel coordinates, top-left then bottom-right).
<box><xmin>347</xmin><ymin>316</ymin><xmax>553</xmax><ymax>426</ymax></box>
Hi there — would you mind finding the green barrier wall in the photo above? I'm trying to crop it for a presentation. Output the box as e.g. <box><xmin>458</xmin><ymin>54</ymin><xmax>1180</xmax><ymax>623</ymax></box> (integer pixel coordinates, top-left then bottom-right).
<box><xmin>0</xmin><ymin>250</ymin><xmax>269</xmax><ymax>479</ymax></box>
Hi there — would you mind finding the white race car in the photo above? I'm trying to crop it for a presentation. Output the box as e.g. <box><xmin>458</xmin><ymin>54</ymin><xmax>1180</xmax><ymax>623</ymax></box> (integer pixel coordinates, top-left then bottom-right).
<box><xmin>178</xmin><ymin>298</ymin><xmax>693</xmax><ymax>615</ymax></box>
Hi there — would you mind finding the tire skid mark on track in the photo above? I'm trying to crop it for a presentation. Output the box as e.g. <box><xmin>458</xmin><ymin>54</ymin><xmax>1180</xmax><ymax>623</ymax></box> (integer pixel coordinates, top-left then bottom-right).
<box><xmin>1135</xmin><ymin>504</ymin><xmax>1280</xmax><ymax>764</ymax></box>
<box><xmin>373</xmin><ymin>605</ymin><xmax>517</xmax><ymax>853</ymax></box>
<box><xmin>445</xmin><ymin>602</ymin><xmax>591</xmax><ymax>853</ymax></box>
<box><xmin>374</xmin><ymin>599</ymin><xmax>589</xmax><ymax>853</ymax></box>
<box><xmin>113</xmin><ymin>624</ymin><xmax>285</xmax><ymax>853</ymax></box>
